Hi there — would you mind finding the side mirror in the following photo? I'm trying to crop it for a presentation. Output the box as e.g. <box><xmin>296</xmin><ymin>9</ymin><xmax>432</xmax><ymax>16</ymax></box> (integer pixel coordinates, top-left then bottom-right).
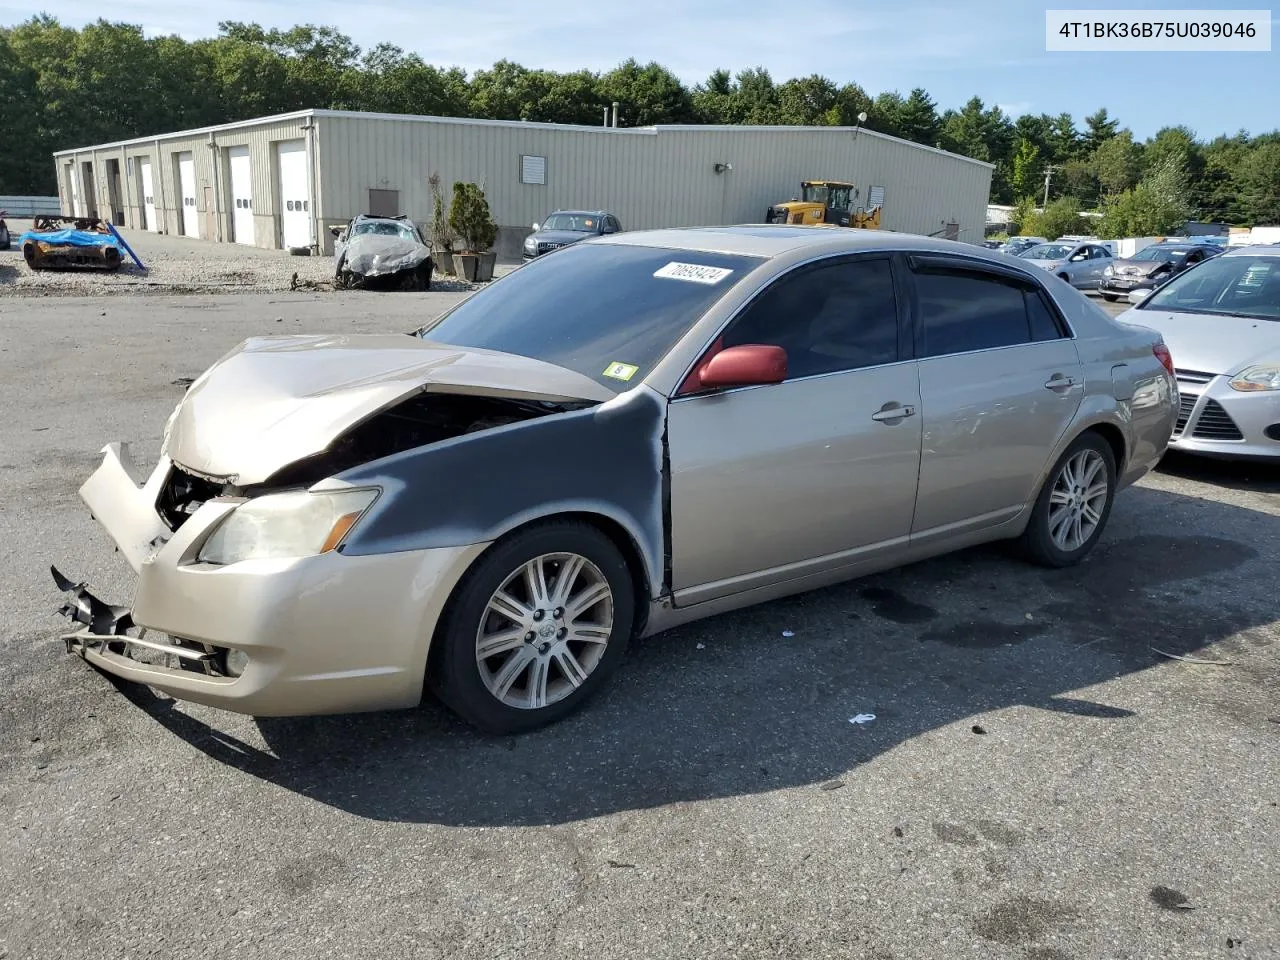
<box><xmin>531</xmin><ymin>222</ymin><xmax>540</xmax><ymax>232</ymax></box>
<box><xmin>699</xmin><ymin>345</ymin><xmax>788</xmax><ymax>389</ymax></box>
<box><xmin>329</xmin><ymin>225</ymin><xmax>342</xmax><ymax>237</ymax></box>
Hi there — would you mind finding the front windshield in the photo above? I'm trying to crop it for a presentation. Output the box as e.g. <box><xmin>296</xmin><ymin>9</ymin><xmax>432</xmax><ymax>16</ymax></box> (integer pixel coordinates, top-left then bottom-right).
<box><xmin>541</xmin><ymin>213</ymin><xmax>600</xmax><ymax>233</ymax></box>
<box><xmin>801</xmin><ymin>184</ymin><xmax>830</xmax><ymax>204</ymax></box>
<box><xmin>417</xmin><ymin>244</ymin><xmax>766</xmax><ymax>391</ymax></box>
<box><xmin>353</xmin><ymin>220</ymin><xmax>417</xmax><ymax>242</ymax></box>
<box><xmin>1131</xmin><ymin>246</ymin><xmax>1188</xmax><ymax>262</ymax></box>
<box><xmin>1019</xmin><ymin>243</ymin><xmax>1073</xmax><ymax>260</ymax></box>
<box><xmin>1141</xmin><ymin>255</ymin><xmax>1280</xmax><ymax>321</ymax></box>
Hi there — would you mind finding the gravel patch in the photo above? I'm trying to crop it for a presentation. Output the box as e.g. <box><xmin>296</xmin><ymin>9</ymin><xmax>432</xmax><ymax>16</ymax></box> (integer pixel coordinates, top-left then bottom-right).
<box><xmin>0</xmin><ymin>220</ymin><xmax>508</xmax><ymax>297</ymax></box>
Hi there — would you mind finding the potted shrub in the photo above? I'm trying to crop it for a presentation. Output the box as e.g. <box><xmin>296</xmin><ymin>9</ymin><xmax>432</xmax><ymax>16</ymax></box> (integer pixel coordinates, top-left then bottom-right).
<box><xmin>447</xmin><ymin>181</ymin><xmax>498</xmax><ymax>282</ymax></box>
<box><xmin>428</xmin><ymin>173</ymin><xmax>457</xmax><ymax>276</ymax></box>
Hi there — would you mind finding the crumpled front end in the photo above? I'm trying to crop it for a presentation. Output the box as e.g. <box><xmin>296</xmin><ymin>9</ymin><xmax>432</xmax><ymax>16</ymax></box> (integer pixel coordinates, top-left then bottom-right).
<box><xmin>338</xmin><ymin>235</ymin><xmax>433</xmax><ymax>291</ymax></box>
<box><xmin>53</xmin><ymin>441</ymin><xmax>486</xmax><ymax>716</ymax></box>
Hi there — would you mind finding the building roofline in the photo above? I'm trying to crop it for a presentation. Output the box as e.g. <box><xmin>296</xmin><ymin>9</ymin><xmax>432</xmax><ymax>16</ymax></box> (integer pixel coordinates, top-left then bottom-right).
<box><xmin>52</xmin><ymin>107</ymin><xmax>994</xmax><ymax>170</ymax></box>
<box><xmin>52</xmin><ymin>110</ymin><xmax>318</xmax><ymax>156</ymax></box>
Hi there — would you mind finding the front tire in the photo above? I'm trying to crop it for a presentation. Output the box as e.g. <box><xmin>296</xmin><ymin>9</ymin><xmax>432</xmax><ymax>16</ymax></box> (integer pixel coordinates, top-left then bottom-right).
<box><xmin>1019</xmin><ymin>432</ymin><xmax>1117</xmax><ymax>568</ymax></box>
<box><xmin>1102</xmin><ymin>293</ymin><xmax>1118</xmax><ymax>302</ymax></box>
<box><xmin>429</xmin><ymin>520</ymin><xmax>635</xmax><ymax>734</ymax></box>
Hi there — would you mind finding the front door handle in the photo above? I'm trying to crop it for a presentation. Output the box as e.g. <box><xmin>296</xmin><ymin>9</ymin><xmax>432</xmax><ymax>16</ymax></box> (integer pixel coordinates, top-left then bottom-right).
<box><xmin>871</xmin><ymin>403</ymin><xmax>916</xmax><ymax>423</ymax></box>
<box><xmin>1044</xmin><ymin>375</ymin><xmax>1078</xmax><ymax>391</ymax></box>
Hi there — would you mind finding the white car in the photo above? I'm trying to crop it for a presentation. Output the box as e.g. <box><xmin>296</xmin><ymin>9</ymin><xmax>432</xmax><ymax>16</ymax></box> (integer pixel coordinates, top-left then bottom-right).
<box><xmin>1117</xmin><ymin>245</ymin><xmax>1280</xmax><ymax>460</ymax></box>
<box><xmin>1017</xmin><ymin>241</ymin><xmax>1115</xmax><ymax>290</ymax></box>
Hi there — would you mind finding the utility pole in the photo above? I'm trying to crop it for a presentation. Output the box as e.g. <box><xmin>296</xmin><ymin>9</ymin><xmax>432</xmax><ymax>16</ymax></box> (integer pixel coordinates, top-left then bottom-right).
<box><xmin>1042</xmin><ymin>165</ymin><xmax>1059</xmax><ymax>208</ymax></box>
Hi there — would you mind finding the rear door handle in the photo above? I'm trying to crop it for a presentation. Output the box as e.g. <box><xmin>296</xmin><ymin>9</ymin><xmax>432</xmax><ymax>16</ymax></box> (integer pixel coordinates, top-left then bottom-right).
<box><xmin>871</xmin><ymin>403</ymin><xmax>916</xmax><ymax>423</ymax></box>
<box><xmin>1044</xmin><ymin>375</ymin><xmax>1078</xmax><ymax>391</ymax></box>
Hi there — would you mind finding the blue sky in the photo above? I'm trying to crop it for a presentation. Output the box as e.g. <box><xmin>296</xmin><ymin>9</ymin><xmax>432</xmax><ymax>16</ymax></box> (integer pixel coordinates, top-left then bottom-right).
<box><xmin>8</xmin><ymin>0</ymin><xmax>1276</xmax><ymax>139</ymax></box>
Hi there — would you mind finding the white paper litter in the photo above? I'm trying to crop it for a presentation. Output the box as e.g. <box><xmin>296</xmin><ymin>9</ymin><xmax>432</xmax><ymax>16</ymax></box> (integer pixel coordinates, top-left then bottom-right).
<box><xmin>781</xmin><ymin>630</ymin><xmax>795</xmax><ymax>638</ymax></box>
<box><xmin>696</xmin><ymin>643</ymin><xmax>706</xmax><ymax>650</ymax></box>
<box><xmin>848</xmin><ymin>713</ymin><xmax>877</xmax><ymax>725</ymax></box>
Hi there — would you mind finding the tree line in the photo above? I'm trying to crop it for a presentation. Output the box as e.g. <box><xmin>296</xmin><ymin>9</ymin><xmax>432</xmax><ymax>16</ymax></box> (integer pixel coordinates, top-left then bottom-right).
<box><xmin>2</xmin><ymin>16</ymin><xmax>1277</xmax><ymax>235</ymax></box>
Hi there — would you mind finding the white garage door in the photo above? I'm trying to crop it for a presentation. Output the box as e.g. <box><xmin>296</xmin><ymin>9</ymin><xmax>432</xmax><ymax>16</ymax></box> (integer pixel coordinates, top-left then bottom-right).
<box><xmin>228</xmin><ymin>146</ymin><xmax>254</xmax><ymax>246</ymax></box>
<box><xmin>177</xmin><ymin>152</ymin><xmax>199</xmax><ymax>238</ymax></box>
<box><xmin>66</xmin><ymin>163</ymin><xmax>82</xmax><ymax>217</ymax></box>
<box><xmin>276</xmin><ymin>139</ymin><xmax>312</xmax><ymax>250</ymax></box>
<box><xmin>139</xmin><ymin>159</ymin><xmax>158</xmax><ymax>232</ymax></box>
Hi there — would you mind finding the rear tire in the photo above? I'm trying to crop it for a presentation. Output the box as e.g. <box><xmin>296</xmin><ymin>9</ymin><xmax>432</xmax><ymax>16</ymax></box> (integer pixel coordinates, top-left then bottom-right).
<box><xmin>429</xmin><ymin>520</ymin><xmax>635</xmax><ymax>734</ymax></box>
<box><xmin>1019</xmin><ymin>432</ymin><xmax>1117</xmax><ymax>568</ymax></box>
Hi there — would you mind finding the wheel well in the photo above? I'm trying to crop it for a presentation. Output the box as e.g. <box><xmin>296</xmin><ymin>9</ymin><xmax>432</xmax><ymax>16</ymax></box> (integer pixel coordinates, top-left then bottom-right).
<box><xmin>1057</xmin><ymin>272</ymin><xmax>1070</xmax><ymax>282</ymax></box>
<box><xmin>427</xmin><ymin>511</ymin><xmax>653</xmax><ymax>679</ymax></box>
<box><xmin>1082</xmin><ymin>422</ymin><xmax>1126</xmax><ymax>473</ymax></box>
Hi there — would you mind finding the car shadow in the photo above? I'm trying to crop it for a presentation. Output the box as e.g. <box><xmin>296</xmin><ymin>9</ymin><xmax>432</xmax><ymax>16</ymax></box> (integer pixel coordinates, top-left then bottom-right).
<box><xmin>1155</xmin><ymin>450</ymin><xmax>1280</xmax><ymax>494</ymax></box>
<box><xmin>109</xmin><ymin>482</ymin><xmax>1274</xmax><ymax>827</ymax></box>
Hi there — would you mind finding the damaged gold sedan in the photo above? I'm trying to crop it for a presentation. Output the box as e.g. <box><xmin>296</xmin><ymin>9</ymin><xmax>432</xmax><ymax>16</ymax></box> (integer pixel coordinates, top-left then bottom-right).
<box><xmin>55</xmin><ymin>226</ymin><xmax>1177</xmax><ymax>733</ymax></box>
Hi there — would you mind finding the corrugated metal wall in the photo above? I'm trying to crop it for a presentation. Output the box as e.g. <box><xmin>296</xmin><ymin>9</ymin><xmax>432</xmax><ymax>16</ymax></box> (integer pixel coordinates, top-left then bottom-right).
<box><xmin>53</xmin><ymin>117</ymin><xmax>311</xmax><ymax>249</ymax></box>
<box><xmin>315</xmin><ymin>114</ymin><xmax>992</xmax><ymax>251</ymax></box>
<box><xmin>53</xmin><ymin>111</ymin><xmax>991</xmax><ymax>253</ymax></box>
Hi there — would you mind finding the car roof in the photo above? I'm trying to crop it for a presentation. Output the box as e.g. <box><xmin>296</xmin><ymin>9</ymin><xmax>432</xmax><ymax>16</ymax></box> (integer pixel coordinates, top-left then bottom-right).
<box><xmin>596</xmin><ymin>224</ymin><xmax>1023</xmax><ymax>260</ymax></box>
<box><xmin>549</xmin><ymin>209</ymin><xmax>609</xmax><ymax>216</ymax></box>
<box><xmin>1222</xmin><ymin>244</ymin><xmax>1280</xmax><ymax>257</ymax></box>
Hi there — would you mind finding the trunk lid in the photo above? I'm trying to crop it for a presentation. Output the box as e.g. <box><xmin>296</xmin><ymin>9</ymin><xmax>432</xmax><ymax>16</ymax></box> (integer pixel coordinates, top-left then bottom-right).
<box><xmin>164</xmin><ymin>334</ymin><xmax>614</xmax><ymax>485</ymax></box>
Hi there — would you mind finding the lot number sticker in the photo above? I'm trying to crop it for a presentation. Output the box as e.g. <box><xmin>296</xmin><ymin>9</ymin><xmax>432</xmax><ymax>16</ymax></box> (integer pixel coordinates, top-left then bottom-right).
<box><xmin>654</xmin><ymin>262</ymin><xmax>734</xmax><ymax>284</ymax></box>
<box><xmin>603</xmin><ymin>361</ymin><xmax>639</xmax><ymax>381</ymax></box>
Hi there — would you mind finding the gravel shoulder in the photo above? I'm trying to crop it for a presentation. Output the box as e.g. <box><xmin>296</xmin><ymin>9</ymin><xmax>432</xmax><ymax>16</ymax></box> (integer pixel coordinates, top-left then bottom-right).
<box><xmin>0</xmin><ymin>222</ymin><xmax>511</xmax><ymax>297</ymax></box>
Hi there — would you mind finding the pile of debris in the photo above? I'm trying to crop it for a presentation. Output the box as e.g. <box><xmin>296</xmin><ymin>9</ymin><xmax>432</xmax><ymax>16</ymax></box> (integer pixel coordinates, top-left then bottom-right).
<box><xmin>19</xmin><ymin>216</ymin><xmax>146</xmax><ymax>272</ymax></box>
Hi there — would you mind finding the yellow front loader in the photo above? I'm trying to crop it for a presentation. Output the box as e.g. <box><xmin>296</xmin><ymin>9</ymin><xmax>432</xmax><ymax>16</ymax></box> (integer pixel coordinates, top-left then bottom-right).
<box><xmin>764</xmin><ymin>180</ymin><xmax>882</xmax><ymax>229</ymax></box>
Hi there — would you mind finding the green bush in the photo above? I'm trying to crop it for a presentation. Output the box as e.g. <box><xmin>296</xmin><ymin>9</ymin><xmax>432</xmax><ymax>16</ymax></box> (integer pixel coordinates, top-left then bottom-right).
<box><xmin>1024</xmin><ymin>196</ymin><xmax>1085</xmax><ymax>240</ymax></box>
<box><xmin>447</xmin><ymin>182</ymin><xmax>498</xmax><ymax>253</ymax></box>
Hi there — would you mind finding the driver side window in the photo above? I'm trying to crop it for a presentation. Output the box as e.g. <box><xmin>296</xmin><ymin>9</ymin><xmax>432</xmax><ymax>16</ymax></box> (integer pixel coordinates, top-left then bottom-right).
<box><xmin>719</xmin><ymin>257</ymin><xmax>900</xmax><ymax>380</ymax></box>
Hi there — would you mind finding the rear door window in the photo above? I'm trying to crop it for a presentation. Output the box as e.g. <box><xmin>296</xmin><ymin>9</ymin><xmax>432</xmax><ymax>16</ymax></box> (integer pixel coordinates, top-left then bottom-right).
<box><xmin>911</xmin><ymin>263</ymin><xmax>1065</xmax><ymax>357</ymax></box>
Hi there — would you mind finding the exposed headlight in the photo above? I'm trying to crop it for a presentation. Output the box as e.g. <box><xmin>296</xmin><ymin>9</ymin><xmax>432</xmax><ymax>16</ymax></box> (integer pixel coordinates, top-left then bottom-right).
<box><xmin>1228</xmin><ymin>364</ymin><xmax>1280</xmax><ymax>393</ymax></box>
<box><xmin>1103</xmin><ymin>264</ymin><xmax>1114</xmax><ymax>276</ymax></box>
<box><xmin>197</xmin><ymin>488</ymin><xmax>378</xmax><ymax>565</ymax></box>
<box><xmin>523</xmin><ymin>236</ymin><xmax>537</xmax><ymax>250</ymax></box>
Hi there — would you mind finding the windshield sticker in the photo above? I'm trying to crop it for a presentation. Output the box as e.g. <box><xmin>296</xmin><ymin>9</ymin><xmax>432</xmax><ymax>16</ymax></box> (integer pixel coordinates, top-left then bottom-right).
<box><xmin>603</xmin><ymin>361</ymin><xmax>639</xmax><ymax>382</ymax></box>
<box><xmin>654</xmin><ymin>262</ymin><xmax>734</xmax><ymax>285</ymax></box>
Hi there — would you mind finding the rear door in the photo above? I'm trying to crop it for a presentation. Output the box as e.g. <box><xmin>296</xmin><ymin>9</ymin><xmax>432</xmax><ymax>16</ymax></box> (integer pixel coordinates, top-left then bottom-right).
<box><xmin>667</xmin><ymin>254</ymin><xmax>922</xmax><ymax>604</ymax></box>
<box><xmin>906</xmin><ymin>256</ymin><xmax>1084</xmax><ymax>543</ymax></box>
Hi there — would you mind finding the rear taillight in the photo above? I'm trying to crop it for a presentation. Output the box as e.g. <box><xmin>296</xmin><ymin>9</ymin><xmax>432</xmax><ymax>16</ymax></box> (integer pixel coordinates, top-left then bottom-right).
<box><xmin>1153</xmin><ymin>342</ymin><xmax>1175</xmax><ymax>377</ymax></box>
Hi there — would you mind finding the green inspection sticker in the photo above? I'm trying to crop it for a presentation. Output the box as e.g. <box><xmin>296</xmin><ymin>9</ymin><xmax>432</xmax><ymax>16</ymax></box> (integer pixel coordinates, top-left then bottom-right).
<box><xmin>603</xmin><ymin>361</ymin><xmax>639</xmax><ymax>381</ymax></box>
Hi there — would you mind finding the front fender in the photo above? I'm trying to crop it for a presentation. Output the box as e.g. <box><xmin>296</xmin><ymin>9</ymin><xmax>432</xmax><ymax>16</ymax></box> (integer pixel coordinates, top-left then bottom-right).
<box><xmin>333</xmin><ymin>386</ymin><xmax>669</xmax><ymax>599</ymax></box>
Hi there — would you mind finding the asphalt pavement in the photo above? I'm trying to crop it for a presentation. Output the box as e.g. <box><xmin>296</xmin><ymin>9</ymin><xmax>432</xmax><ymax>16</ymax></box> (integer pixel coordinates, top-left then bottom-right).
<box><xmin>1</xmin><ymin>290</ymin><xmax>1277</xmax><ymax>960</ymax></box>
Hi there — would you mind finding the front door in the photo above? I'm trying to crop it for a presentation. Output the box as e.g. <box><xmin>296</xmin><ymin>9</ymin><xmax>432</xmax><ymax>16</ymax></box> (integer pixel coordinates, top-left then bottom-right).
<box><xmin>906</xmin><ymin>257</ymin><xmax>1085</xmax><ymax>541</ymax></box>
<box><xmin>667</xmin><ymin>255</ymin><xmax>922</xmax><ymax>604</ymax></box>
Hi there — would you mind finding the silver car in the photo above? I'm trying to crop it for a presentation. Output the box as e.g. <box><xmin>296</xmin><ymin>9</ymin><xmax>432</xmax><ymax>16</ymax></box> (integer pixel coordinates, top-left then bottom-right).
<box><xmin>1117</xmin><ymin>245</ymin><xmax>1280</xmax><ymax>460</ymax></box>
<box><xmin>1018</xmin><ymin>240</ymin><xmax>1115</xmax><ymax>289</ymax></box>
<box><xmin>53</xmin><ymin>226</ymin><xmax>1176</xmax><ymax>734</ymax></box>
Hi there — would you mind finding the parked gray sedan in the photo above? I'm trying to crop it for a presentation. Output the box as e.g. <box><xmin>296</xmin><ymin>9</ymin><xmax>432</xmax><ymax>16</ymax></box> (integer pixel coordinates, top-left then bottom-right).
<box><xmin>1117</xmin><ymin>245</ymin><xmax>1280</xmax><ymax>459</ymax></box>
<box><xmin>1018</xmin><ymin>240</ymin><xmax>1115</xmax><ymax>289</ymax></box>
<box><xmin>54</xmin><ymin>226</ymin><xmax>1176</xmax><ymax>734</ymax></box>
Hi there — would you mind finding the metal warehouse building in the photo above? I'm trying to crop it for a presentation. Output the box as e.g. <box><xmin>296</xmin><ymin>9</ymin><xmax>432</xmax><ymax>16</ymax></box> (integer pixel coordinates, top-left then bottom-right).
<box><xmin>54</xmin><ymin>109</ymin><xmax>993</xmax><ymax>258</ymax></box>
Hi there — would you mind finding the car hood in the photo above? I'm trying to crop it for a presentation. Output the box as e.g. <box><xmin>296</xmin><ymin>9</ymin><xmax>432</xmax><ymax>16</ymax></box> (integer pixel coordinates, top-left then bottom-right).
<box><xmin>1116</xmin><ymin>308</ymin><xmax>1280</xmax><ymax>376</ymax></box>
<box><xmin>1110</xmin><ymin>259</ymin><xmax>1170</xmax><ymax>277</ymax></box>
<box><xmin>163</xmin><ymin>334</ymin><xmax>615</xmax><ymax>485</ymax></box>
<box><xmin>531</xmin><ymin>230</ymin><xmax>595</xmax><ymax>245</ymax></box>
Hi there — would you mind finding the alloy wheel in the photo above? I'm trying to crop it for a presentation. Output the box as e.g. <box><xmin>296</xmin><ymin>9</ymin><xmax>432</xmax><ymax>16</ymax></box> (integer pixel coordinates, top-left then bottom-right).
<box><xmin>476</xmin><ymin>552</ymin><xmax>614</xmax><ymax>710</ymax></box>
<box><xmin>1047</xmin><ymin>449</ymin><xmax>1109</xmax><ymax>552</ymax></box>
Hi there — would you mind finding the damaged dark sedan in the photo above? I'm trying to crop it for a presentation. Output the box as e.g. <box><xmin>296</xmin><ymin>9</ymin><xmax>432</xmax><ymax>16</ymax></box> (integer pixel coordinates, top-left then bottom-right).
<box><xmin>331</xmin><ymin>214</ymin><xmax>433</xmax><ymax>290</ymax></box>
<box><xmin>56</xmin><ymin>226</ymin><xmax>1176</xmax><ymax>733</ymax></box>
